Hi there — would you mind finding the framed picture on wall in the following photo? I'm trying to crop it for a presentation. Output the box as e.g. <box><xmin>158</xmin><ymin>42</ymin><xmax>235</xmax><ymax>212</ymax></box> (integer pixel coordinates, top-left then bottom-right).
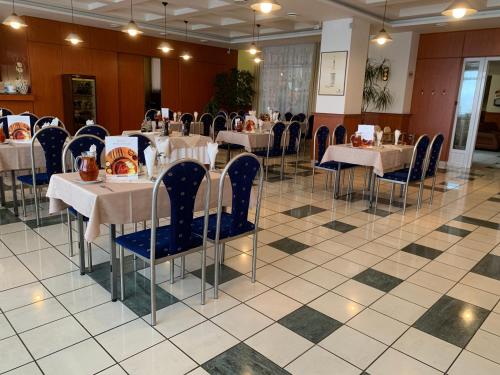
<box><xmin>318</xmin><ymin>51</ymin><xmax>348</xmax><ymax>96</ymax></box>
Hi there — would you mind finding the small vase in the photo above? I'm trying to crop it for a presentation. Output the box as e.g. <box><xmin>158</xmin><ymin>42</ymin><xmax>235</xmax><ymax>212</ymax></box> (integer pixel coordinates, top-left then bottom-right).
<box><xmin>15</xmin><ymin>79</ymin><xmax>29</xmax><ymax>95</ymax></box>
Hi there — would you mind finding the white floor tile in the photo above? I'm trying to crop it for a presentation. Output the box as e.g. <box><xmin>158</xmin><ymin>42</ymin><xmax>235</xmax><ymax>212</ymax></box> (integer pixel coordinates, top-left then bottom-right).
<box><xmin>272</xmin><ymin>256</ymin><xmax>316</xmax><ymax>276</ymax></box>
<box><xmin>0</xmin><ymin>256</ymin><xmax>36</xmax><ymax>291</ymax></box>
<box><xmin>308</xmin><ymin>292</ymin><xmax>364</xmax><ymax>323</ymax></box>
<box><xmin>250</xmin><ymin>264</ymin><xmax>294</xmax><ymax>287</ymax></box>
<box><xmin>286</xmin><ymin>346</ymin><xmax>360</xmax><ymax>375</ymax></box>
<box><xmin>368</xmin><ymin>348</ymin><xmax>442</xmax><ymax>375</ymax></box>
<box><xmin>333</xmin><ymin>280</ymin><xmax>385</xmax><ymax>306</ymax></box>
<box><xmin>371</xmin><ymin>294</ymin><xmax>426</xmax><ymax>325</ymax></box>
<box><xmin>347</xmin><ymin>308</ymin><xmax>408</xmax><ymax>345</ymax></box>
<box><xmin>0</xmin><ymin>335</ymin><xmax>32</xmax><ymax>373</ymax></box>
<box><xmin>6</xmin><ymin>297</ymin><xmax>69</xmax><ymax>333</ymax></box>
<box><xmin>0</xmin><ymin>282</ymin><xmax>50</xmax><ymax>312</ymax></box>
<box><xmin>246</xmin><ymin>289</ymin><xmax>301</xmax><ymax>320</ymax></box>
<box><xmin>57</xmin><ymin>283</ymin><xmax>110</xmax><ymax>314</ymax></box>
<box><xmin>184</xmin><ymin>291</ymin><xmax>240</xmax><ymax>319</ymax></box>
<box><xmin>466</xmin><ymin>329</ymin><xmax>500</xmax><ymax>364</ymax></box>
<box><xmin>1</xmin><ymin>230</ymin><xmax>51</xmax><ymax>255</ymax></box>
<box><xmin>275</xmin><ymin>277</ymin><xmax>327</xmax><ymax>304</ymax></box>
<box><xmin>212</xmin><ymin>304</ymin><xmax>273</xmax><ymax>340</ymax></box>
<box><xmin>219</xmin><ymin>275</ymin><xmax>269</xmax><ymax>301</ymax></box>
<box><xmin>74</xmin><ymin>301</ymin><xmax>137</xmax><ymax>335</ymax></box>
<box><xmin>448</xmin><ymin>350</ymin><xmax>500</xmax><ymax>375</ymax></box>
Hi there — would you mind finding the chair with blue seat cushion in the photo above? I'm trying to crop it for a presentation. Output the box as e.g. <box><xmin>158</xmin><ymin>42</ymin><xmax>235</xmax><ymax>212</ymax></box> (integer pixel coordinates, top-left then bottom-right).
<box><xmin>145</xmin><ymin>109</ymin><xmax>159</xmax><ymax>121</ymax></box>
<box><xmin>199</xmin><ymin>113</ymin><xmax>213</xmax><ymax>137</ymax></box>
<box><xmin>231</xmin><ymin>115</ymin><xmax>245</xmax><ymax>130</ymax></box>
<box><xmin>180</xmin><ymin>113</ymin><xmax>194</xmax><ymax>124</ymax></box>
<box><xmin>284</xmin><ymin>121</ymin><xmax>302</xmax><ymax>176</ymax></box>
<box><xmin>62</xmin><ymin>135</ymin><xmax>105</xmax><ymax>269</ymax></box>
<box><xmin>33</xmin><ymin>116</ymin><xmax>66</xmax><ymax>133</ymax></box>
<box><xmin>253</xmin><ymin>122</ymin><xmax>286</xmax><ymax>180</ymax></box>
<box><xmin>75</xmin><ymin>124</ymin><xmax>109</xmax><ymax>140</ymax></box>
<box><xmin>374</xmin><ymin>134</ymin><xmax>430</xmax><ymax>213</ymax></box>
<box><xmin>211</xmin><ymin>115</ymin><xmax>228</xmax><ymax>140</ymax></box>
<box><xmin>0</xmin><ymin>108</ymin><xmax>13</xmax><ymax>116</ymax></box>
<box><xmin>216</xmin><ymin>111</ymin><xmax>228</xmax><ymax>119</ymax></box>
<box><xmin>419</xmin><ymin>133</ymin><xmax>445</xmax><ymax>206</ymax></box>
<box><xmin>17</xmin><ymin>126</ymin><xmax>70</xmax><ymax>226</ymax></box>
<box><xmin>128</xmin><ymin>133</ymin><xmax>153</xmax><ymax>165</ymax></box>
<box><xmin>291</xmin><ymin>113</ymin><xmax>306</xmax><ymax>123</ymax></box>
<box><xmin>284</xmin><ymin>112</ymin><xmax>293</xmax><ymax>122</ymax></box>
<box><xmin>191</xmin><ymin>153</ymin><xmax>264</xmax><ymax>298</ymax></box>
<box><xmin>229</xmin><ymin>112</ymin><xmax>238</xmax><ymax>120</ymax></box>
<box><xmin>114</xmin><ymin>159</ymin><xmax>211</xmax><ymax>326</ymax></box>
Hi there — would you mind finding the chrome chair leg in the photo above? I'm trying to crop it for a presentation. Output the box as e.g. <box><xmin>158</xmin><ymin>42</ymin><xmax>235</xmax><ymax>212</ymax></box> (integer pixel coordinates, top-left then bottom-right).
<box><xmin>311</xmin><ymin>166</ymin><xmax>316</xmax><ymax>192</ymax></box>
<box><xmin>389</xmin><ymin>183</ymin><xmax>395</xmax><ymax>207</ymax></box>
<box><xmin>67</xmin><ymin>209</ymin><xmax>74</xmax><ymax>257</ymax></box>
<box><xmin>170</xmin><ymin>259</ymin><xmax>175</xmax><ymax>284</ymax></box>
<box><xmin>201</xmin><ymin>246</ymin><xmax>207</xmax><ymax>305</ymax></box>
<box><xmin>34</xmin><ymin>185</ymin><xmax>41</xmax><ymax>226</ymax></box>
<box><xmin>150</xmin><ymin>260</ymin><xmax>157</xmax><ymax>326</ymax></box>
<box><xmin>20</xmin><ymin>182</ymin><xmax>26</xmax><ymax>217</ymax></box>
<box><xmin>251</xmin><ymin>233</ymin><xmax>258</xmax><ymax>283</ymax></box>
<box><xmin>221</xmin><ymin>243</ymin><xmax>226</xmax><ymax>263</ymax></box>
<box><xmin>213</xmin><ymin>241</ymin><xmax>219</xmax><ymax>299</ymax></box>
<box><xmin>429</xmin><ymin>176</ymin><xmax>437</xmax><ymax>206</ymax></box>
<box><xmin>403</xmin><ymin>183</ymin><xmax>409</xmax><ymax>214</ymax></box>
<box><xmin>119</xmin><ymin>245</ymin><xmax>124</xmax><ymax>300</ymax></box>
<box><xmin>374</xmin><ymin>178</ymin><xmax>381</xmax><ymax>210</ymax></box>
<box><xmin>181</xmin><ymin>256</ymin><xmax>185</xmax><ymax>279</ymax></box>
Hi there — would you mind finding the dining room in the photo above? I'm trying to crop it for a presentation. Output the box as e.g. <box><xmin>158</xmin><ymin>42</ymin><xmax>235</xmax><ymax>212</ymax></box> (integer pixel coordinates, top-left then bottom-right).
<box><xmin>1</xmin><ymin>1</ymin><xmax>500</xmax><ymax>374</ymax></box>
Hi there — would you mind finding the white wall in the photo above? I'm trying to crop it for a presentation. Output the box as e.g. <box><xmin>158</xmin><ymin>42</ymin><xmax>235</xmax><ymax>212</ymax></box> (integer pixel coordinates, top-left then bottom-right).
<box><xmin>367</xmin><ymin>31</ymin><xmax>419</xmax><ymax>114</ymax></box>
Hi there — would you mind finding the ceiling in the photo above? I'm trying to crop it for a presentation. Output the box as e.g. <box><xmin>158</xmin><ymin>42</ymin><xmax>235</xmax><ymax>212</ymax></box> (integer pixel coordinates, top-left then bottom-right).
<box><xmin>0</xmin><ymin>0</ymin><xmax>499</xmax><ymax>48</ymax></box>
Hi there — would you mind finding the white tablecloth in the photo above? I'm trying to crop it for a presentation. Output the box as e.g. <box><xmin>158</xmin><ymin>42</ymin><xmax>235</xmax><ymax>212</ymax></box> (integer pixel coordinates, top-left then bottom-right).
<box><xmin>0</xmin><ymin>141</ymin><xmax>45</xmax><ymax>172</ymax></box>
<box><xmin>216</xmin><ymin>130</ymin><xmax>271</xmax><ymax>152</ymax></box>
<box><xmin>47</xmin><ymin>171</ymin><xmax>233</xmax><ymax>242</ymax></box>
<box><xmin>320</xmin><ymin>144</ymin><xmax>414</xmax><ymax>176</ymax></box>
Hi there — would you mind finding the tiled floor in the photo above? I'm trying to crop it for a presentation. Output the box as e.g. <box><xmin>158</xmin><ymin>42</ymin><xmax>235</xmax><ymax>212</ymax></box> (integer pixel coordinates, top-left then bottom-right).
<box><xmin>2</xmin><ymin>157</ymin><xmax>500</xmax><ymax>374</ymax></box>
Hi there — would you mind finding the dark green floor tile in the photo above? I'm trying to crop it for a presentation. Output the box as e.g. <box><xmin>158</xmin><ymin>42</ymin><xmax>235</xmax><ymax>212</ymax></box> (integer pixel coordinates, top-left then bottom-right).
<box><xmin>401</xmin><ymin>243</ymin><xmax>442</xmax><ymax>260</ymax></box>
<box><xmin>268</xmin><ymin>238</ymin><xmax>309</xmax><ymax>255</ymax></box>
<box><xmin>322</xmin><ymin>220</ymin><xmax>357</xmax><ymax>233</ymax></box>
<box><xmin>363</xmin><ymin>208</ymin><xmax>392</xmax><ymax>217</ymax></box>
<box><xmin>488</xmin><ymin>197</ymin><xmax>500</xmax><ymax>203</ymax></box>
<box><xmin>202</xmin><ymin>343</ymin><xmax>290</xmax><ymax>375</ymax></box>
<box><xmin>283</xmin><ymin>205</ymin><xmax>326</xmax><ymax>219</ymax></box>
<box><xmin>413</xmin><ymin>295</ymin><xmax>489</xmax><ymax>348</ymax></box>
<box><xmin>471</xmin><ymin>254</ymin><xmax>500</xmax><ymax>281</ymax></box>
<box><xmin>435</xmin><ymin>225</ymin><xmax>471</xmax><ymax>238</ymax></box>
<box><xmin>454</xmin><ymin>216</ymin><xmax>500</xmax><ymax>230</ymax></box>
<box><xmin>191</xmin><ymin>263</ymin><xmax>243</xmax><ymax>286</ymax></box>
<box><xmin>25</xmin><ymin>213</ymin><xmax>66</xmax><ymax>228</ymax></box>
<box><xmin>278</xmin><ymin>306</ymin><xmax>342</xmax><ymax>344</ymax></box>
<box><xmin>353</xmin><ymin>268</ymin><xmax>403</xmax><ymax>292</ymax></box>
<box><xmin>0</xmin><ymin>208</ymin><xmax>21</xmax><ymax>225</ymax></box>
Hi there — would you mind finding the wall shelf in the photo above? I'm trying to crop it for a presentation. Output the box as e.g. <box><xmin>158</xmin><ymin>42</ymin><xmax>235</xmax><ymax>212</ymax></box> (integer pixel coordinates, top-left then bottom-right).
<box><xmin>0</xmin><ymin>94</ymin><xmax>34</xmax><ymax>102</ymax></box>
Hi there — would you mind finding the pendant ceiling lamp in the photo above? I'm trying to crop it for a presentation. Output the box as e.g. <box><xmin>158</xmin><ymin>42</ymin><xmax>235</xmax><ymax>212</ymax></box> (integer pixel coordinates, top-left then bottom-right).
<box><xmin>180</xmin><ymin>20</ymin><xmax>192</xmax><ymax>61</ymax></box>
<box><xmin>253</xmin><ymin>24</ymin><xmax>263</xmax><ymax>64</ymax></box>
<box><xmin>157</xmin><ymin>2</ymin><xmax>173</xmax><ymax>53</ymax></box>
<box><xmin>247</xmin><ymin>10</ymin><xmax>260</xmax><ymax>55</ymax></box>
<box><xmin>2</xmin><ymin>0</ymin><xmax>27</xmax><ymax>29</ymax></box>
<box><xmin>442</xmin><ymin>0</ymin><xmax>477</xmax><ymax>18</ymax></box>
<box><xmin>123</xmin><ymin>0</ymin><xmax>142</xmax><ymax>37</ymax></box>
<box><xmin>65</xmin><ymin>0</ymin><xmax>83</xmax><ymax>45</ymax></box>
<box><xmin>250</xmin><ymin>0</ymin><xmax>281</xmax><ymax>14</ymax></box>
<box><xmin>371</xmin><ymin>0</ymin><xmax>392</xmax><ymax>45</ymax></box>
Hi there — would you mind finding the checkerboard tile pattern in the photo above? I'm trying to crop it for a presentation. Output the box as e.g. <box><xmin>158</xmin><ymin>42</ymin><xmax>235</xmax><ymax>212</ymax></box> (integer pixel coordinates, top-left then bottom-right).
<box><xmin>1</xmin><ymin>160</ymin><xmax>500</xmax><ymax>374</ymax></box>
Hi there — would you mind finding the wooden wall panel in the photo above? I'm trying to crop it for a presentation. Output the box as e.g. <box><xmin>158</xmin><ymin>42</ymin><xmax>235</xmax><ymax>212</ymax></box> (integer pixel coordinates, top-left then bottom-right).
<box><xmin>29</xmin><ymin>42</ymin><xmax>64</xmax><ymax>118</ymax></box>
<box><xmin>117</xmin><ymin>53</ymin><xmax>145</xmax><ymax>131</ymax></box>
<box><xmin>61</xmin><ymin>46</ymin><xmax>92</xmax><ymax>75</ymax></box>
<box><xmin>418</xmin><ymin>32</ymin><xmax>465</xmax><ymax>59</ymax></box>
<box><xmin>26</xmin><ymin>17</ymin><xmax>62</xmax><ymax>44</ymax></box>
<box><xmin>463</xmin><ymin>29</ymin><xmax>500</xmax><ymax>57</ymax></box>
<box><xmin>0</xmin><ymin>95</ymin><xmax>34</xmax><ymax>114</ymax></box>
<box><xmin>361</xmin><ymin>113</ymin><xmax>410</xmax><ymax>132</ymax></box>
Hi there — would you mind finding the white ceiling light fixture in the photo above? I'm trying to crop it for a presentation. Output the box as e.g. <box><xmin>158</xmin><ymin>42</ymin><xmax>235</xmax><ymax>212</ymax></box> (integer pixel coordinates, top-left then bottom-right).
<box><xmin>180</xmin><ymin>20</ymin><xmax>192</xmax><ymax>61</ymax></box>
<box><xmin>2</xmin><ymin>0</ymin><xmax>27</xmax><ymax>29</ymax></box>
<box><xmin>247</xmin><ymin>10</ymin><xmax>260</xmax><ymax>55</ymax></box>
<box><xmin>442</xmin><ymin>0</ymin><xmax>478</xmax><ymax>19</ymax></box>
<box><xmin>65</xmin><ymin>0</ymin><xmax>83</xmax><ymax>45</ymax></box>
<box><xmin>157</xmin><ymin>2</ymin><xmax>173</xmax><ymax>53</ymax></box>
<box><xmin>253</xmin><ymin>24</ymin><xmax>263</xmax><ymax>64</ymax></box>
<box><xmin>122</xmin><ymin>0</ymin><xmax>143</xmax><ymax>37</ymax></box>
<box><xmin>250</xmin><ymin>0</ymin><xmax>281</xmax><ymax>14</ymax></box>
<box><xmin>371</xmin><ymin>0</ymin><xmax>392</xmax><ymax>46</ymax></box>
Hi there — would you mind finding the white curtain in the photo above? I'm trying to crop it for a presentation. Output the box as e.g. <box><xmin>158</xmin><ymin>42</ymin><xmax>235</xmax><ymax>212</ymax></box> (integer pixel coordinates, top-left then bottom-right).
<box><xmin>258</xmin><ymin>43</ymin><xmax>316</xmax><ymax>115</ymax></box>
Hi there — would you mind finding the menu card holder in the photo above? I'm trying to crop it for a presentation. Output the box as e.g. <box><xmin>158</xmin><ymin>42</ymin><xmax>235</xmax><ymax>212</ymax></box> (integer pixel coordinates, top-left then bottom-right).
<box><xmin>105</xmin><ymin>136</ymin><xmax>139</xmax><ymax>181</ymax></box>
<box><xmin>7</xmin><ymin>115</ymin><xmax>31</xmax><ymax>141</ymax></box>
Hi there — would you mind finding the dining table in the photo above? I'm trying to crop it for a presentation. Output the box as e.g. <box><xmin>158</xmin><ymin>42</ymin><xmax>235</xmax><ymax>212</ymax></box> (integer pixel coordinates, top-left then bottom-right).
<box><xmin>46</xmin><ymin>170</ymin><xmax>234</xmax><ymax>301</ymax></box>
<box><xmin>320</xmin><ymin>143</ymin><xmax>415</xmax><ymax>205</ymax></box>
<box><xmin>216</xmin><ymin>130</ymin><xmax>271</xmax><ymax>152</ymax></box>
<box><xmin>0</xmin><ymin>140</ymin><xmax>45</xmax><ymax>215</ymax></box>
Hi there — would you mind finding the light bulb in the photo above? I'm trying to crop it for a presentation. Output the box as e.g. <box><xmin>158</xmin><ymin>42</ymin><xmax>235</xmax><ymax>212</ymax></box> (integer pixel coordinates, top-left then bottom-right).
<box><xmin>249</xmin><ymin>47</ymin><xmax>257</xmax><ymax>55</ymax></box>
<box><xmin>161</xmin><ymin>46</ymin><xmax>170</xmax><ymax>53</ymax></box>
<box><xmin>128</xmin><ymin>28</ymin><xmax>138</xmax><ymax>37</ymax></box>
<box><xmin>65</xmin><ymin>32</ymin><xmax>83</xmax><ymax>45</ymax></box>
<box><xmin>69</xmin><ymin>38</ymin><xmax>80</xmax><ymax>45</ymax></box>
<box><xmin>452</xmin><ymin>8</ymin><xmax>467</xmax><ymax>18</ymax></box>
<box><xmin>254</xmin><ymin>57</ymin><xmax>262</xmax><ymax>63</ymax></box>
<box><xmin>260</xmin><ymin>2</ymin><xmax>273</xmax><ymax>13</ymax></box>
<box><xmin>181</xmin><ymin>53</ymin><xmax>191</xmax><ymax>61</ymax></box>
<box><xmin>11</xmin><ymin>21</ymin><xmax>21</xmax><ymax>29</ymax></box>
<box><xmin>376</xmin><ymin>37</ymin><xmax>387</xmax><ymax>45</ymax></box>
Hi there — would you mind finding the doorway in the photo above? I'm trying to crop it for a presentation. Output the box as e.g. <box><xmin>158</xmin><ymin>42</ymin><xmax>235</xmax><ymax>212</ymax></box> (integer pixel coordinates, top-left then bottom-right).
<box><xmin>448</xmin><ymin>58</ymin><xmax>500</xmax><ymax>169</ymax></box>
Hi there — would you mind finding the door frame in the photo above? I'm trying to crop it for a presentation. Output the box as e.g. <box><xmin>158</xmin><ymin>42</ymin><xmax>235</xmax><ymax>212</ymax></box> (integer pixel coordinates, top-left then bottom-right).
<box><xmin>448</xmin><ymin>57</ymin><xmax>500</xmax><ymax>169</ymax></box>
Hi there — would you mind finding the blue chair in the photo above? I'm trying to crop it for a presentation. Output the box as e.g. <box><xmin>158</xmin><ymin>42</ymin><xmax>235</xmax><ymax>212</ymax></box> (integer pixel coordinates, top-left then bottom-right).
<box><xmin>291</xmin><ymin>113</ymin><xmax>306</xmax><ymax>123</ymax></box>
<box><xmin>115</xmin><ymin>159</ymin><xmax>211</xmax><ymax>326</ymax></box>
<box><xmin>374</xmin><ymin>135</ymin><xmax>430</xmax><ymax>213</ymax></box>
<box><xmin>33</xmin><ymin>116</ymin><xmax>66</xmax><ymax>133</ymax></box>
<box><xmin>284</xmin><ymin>121</ymin><xmax>302</xmax><ymax>176</ymax></box>
<box><xmin>284</xmin><ymin>112</ymin><xmax>293</xmax><ymax>122</ymax></box>
<box><xmin>180</xmin><ymin>113</ymin><xmax>194</xmax><ymax>124</ymax></box>
<box><xmin>200</xmin><ymin>113</ymin><xmax>213</xmax><ymax>137</ymax></box>
<box><xmin>216</xmin><ymin>111</ymin><xmax>228</xmax><ymax>119</ymax></box>
<box><xmin>420</xmin><ymin>133</ymin><xmax>445</xmax><ymax>206</ymax></box>
<box><xmin>192</xmin><ymin>153</ymin><xmax>264</xmax><ymax>298</ymax></box>
<box><xmin>211</xmin><ymin>115</ymin><xmax>228</xmax><ymax>140</ymax></box>
<box><xmin>62</xmin><ymin>135</ymin><xmax>105</xmax><ymax>269</ymax></box>
<box><xmin>19</xmin><ymin>112</ymin><xmax>39</xmax><ymax>135</ymax></box>
<box><xmin>230</xmin><ymin>115</ymin><xmax>245</xmax><ymax>130</ymax></box>
<box><xmin>128</xmin><ymin>133</ymin><xmax>154</xmax><ymax>166</ymax></box>
<box><xmin>17</xmin><ymin>127</ymin><xmax>70</xmax><ymax>226</ymax></box>
<box><xmin>311</xmin><ymin>124</ymin><xmax>354</xmax><ymax>196</ymax></box>
<box><xmin>75</xmin><ymin>124</ymin><xmax>109</xmax><ymax>140</ymax></box>
<box><xmin>253</xmin><ymin>122</ymin><xmax>286</xmax><ymax>180</ymax></box>
<box><xmin>229</xmin><ymin>112</ymin><xmax>238</xmax><ymax>120</ymax></box>
<box><xmin>0</xmin><ymin>108</ymin><xmax>12</xmax><ymax>116</ymax></box>
<box><xmin>145</xmin><ymin>109</ymin><xmax>159</xmax><ymax>121</ymax></box>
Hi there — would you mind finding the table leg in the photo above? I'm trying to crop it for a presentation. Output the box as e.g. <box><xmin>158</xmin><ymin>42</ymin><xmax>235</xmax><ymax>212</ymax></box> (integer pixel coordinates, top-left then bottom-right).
<box><xmin>109</xmin><ymin>224</ymin><xmax>118</xmax><ymax>302</ymax></box>
<box><xmin>10</xmin><ymin>171</ymin><xmax>18</xmax><ymax>216</ymax></box>
<box><xmin>77</xmin><ymin>213</ymin><xmax>85</xmax><ymax>275</ymax></box>
<box><xmin>0</xmin><ymin>175</ymin><xmax>5</xmax><ymax>207</ymax></box>
<box><xmin>369</xmin><ymin>170</ymin><xmax>376</xmax><ymax>208</ymax></box>
<box><xmin>226</xmin><ymin>144</ymin><xmax>231</xmax><ymax>163</ymax></box>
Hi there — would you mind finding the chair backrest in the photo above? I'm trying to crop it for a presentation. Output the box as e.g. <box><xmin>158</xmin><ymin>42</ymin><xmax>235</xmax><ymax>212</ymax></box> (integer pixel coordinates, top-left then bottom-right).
<box><xmin>62</xmin><ymin>135</ymin><xmax>105</xmax><ymax>171</ymax></box>
<box><xmin>145</xmin><ymin>109</ymin><xmax>159</xmax><ymax>121</ymax></box>
<box><xmin>407</xmin><ymin>135</ymin><xmax>430</xmax><ymax>182</ymax></box>
<box><xmin>306</xmin><ymin>115</ymin><xmax>314</xmax><ymax>139</ymax></box>
<box><xmin>229</xmin><ymin>112</ymin><xmax>238</xmax><ymax>120</ymax></box>
<box><xmin>216</xmin><ymin>153</ymin><xmax>263</xmax><ymax>238</ymax></box>
<box><xmin>32</xmin><ymin>126</ymin><xmax>70</xmax><ymax>179</ymax></box>
<box><xmin>200</xmin><ymin>113</ymin><xmax>213</xmax><ymax>136</ymax></box>
<box><xmin>231</xmin><ymin>115</ymin><xmax>245</xmax><ymax>129</ymax></box>
<box><xmin>33</xmin><ymin>117</ymin><xmax>66</xmax><ymax>133</ymax></box>
<box><xmin>216</xmin><ymin>111</ymin><xmax>228</xmax><ymax>119</ymax></box>
<box><xmin>128</xmin><ymin>133</ymin><xmax>153</xmax><ymax>165</ymax></box>
<box><xmin>332</xmin><ymin>124</ymin><xmax>347</xmax><ymax>145</ymax></box>
<box><xmin>425</xmin><ymin>133</ymin><xmax>445</xmax><ymax>178</ymax></box>
<box><xmin>286</xmin><ymin>121</ymin><xmax>302</xmax><ymax>154</ymax></box>
<box><xmin>284</xmin><ymin>112</ymin><xmax>293</xmax><ymax>122</ymax></box>
<box><xmin>75</xmin><ymin>124</ymin><xmax>109</xmax><ymax>140</ymax></box>
<box><xmin>211</xmin><ymin>115</ymin><xmax>227</xmax><ymax>140</ymax></box>
<box><xmin>153</xmin><ymin>159</ymin><xmax>210</xmax><ymax>255</ymax></box>
<box><xmin>0</xmin><ymin>108</ymin><xmax>13</xmax><ymax>116</ymax></box>
<box><xmin>0</xmin><ymin>116</ymin><xmax>7</xmax><ymax>138</ymax></box>
<box><xmin>237</xmin><ymin>110</ymin><xmax>246</xmax><ymax>117</ymax></box>
<box><xmin>180</xmin><ymin>113</ymin><xmax>194</xmax><ymax>124</ymax></box>
<box><xmin>292</xmin><ymin>113</ymin><xmax>306</xmax><ymax>123</ymax></box>
<box><xmin>313</xmin><ymin>125</ymin><xmax>330</xmax><ymax>163</ymax></box>
<box><xmin>268</xmin><ymin>122</ymin><xmax>286</xmax><ymax>153</ymax></box>
<box><xmin>19</xmin><ymin>112</ymin><xmax>39</xmax><ymax>135</ymax></box>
